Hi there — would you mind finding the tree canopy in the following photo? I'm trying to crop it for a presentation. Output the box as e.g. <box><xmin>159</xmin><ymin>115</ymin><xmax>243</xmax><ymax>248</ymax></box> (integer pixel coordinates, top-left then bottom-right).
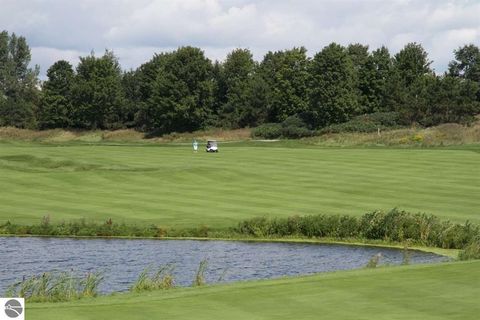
<box><xmin>1</xmin><ymin>29</ymin><xmax>479</xmax><ymax>133</ymax></box>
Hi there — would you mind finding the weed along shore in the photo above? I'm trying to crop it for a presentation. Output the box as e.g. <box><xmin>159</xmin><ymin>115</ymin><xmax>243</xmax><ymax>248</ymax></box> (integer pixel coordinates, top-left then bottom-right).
<box><xmin>1</xmin><ymin>209</ymin><xmax>478</xmax><ymax>255</ymax></box>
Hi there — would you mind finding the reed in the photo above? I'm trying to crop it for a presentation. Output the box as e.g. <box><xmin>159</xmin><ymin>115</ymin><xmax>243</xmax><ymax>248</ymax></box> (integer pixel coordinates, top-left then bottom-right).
<box><xmin>5</xmin><ymin>271</ymin><xmax>103</xmax><ymax>302</ymax></box>
<box><xmin>193</xmin><ymin>259</ymin><xmax>208</xmax><ymax>287</ymax></box>
<box><xmin>130</xmin><ymin>265</ymin><xmax>175</xmax><ymax>292</ymax></box>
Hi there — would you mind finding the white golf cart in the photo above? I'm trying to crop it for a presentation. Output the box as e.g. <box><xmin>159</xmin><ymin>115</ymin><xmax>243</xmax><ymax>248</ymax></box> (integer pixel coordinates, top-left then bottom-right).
<box><xmin>206</xmin><ymin>140</ymin><xmax>218</xmax><ymax>152</ymax></box>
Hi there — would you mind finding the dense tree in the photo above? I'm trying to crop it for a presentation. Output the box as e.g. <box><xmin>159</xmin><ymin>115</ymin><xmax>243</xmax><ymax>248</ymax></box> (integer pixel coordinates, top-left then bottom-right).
<box><xmin>347</xmin><ymin>43</ymin><xmax>370</xmax><ymax>113</ymax></box>
<box><xmin>401</xmin><ymin>75</ymin><xmax>480</xmax><ymax>126</ymax></box>
<box><xmin>394</xmin><ymin>42</ymin><xmax>432</xmax><ymax>87</ymax></box>
<box><xmin>216</xmin><ymin>49</ymin><xmax>265</xmax><ymax>127</ymax></box>
<box><xmin>308</xmin><ymin>43</ymin><xmax>359</xmax><ymax>127</ymax></box>
<box><xmin>359</xmin><ymin>46</ymin><xmax>394</xmax><ymax>113</ymax></box>
<box><xmin>137</xmin><ymin>47</ymin><xmax>215</xmax><ymax>133</ymax></box>
<box><xmin>0</xmin><ymin>31</ymin><xmax>39</xmax><ymax>128</ymax></box>
<box><xmin>448</xmin><ymin>44</ymin><xmax>480</xmax><ymax>83</ymax></box>
<box><xmin>71</xmin><ymin>50</ymin><xmax>126</xmax><ymax>129</ymax></box>
<box><xmin>38</xmin><ymin>60</ymin><xmax>75</xmax><ymax>128</ymax></box>
<box><xmin>258</xmin><ymin>47</ymin><xmax>310</xmax><ymax>123</ymax></box>
<box><xmin>1</xmin><ymin>29</ymin><xmax>479</xmax><ymax>134</ymax></box>
<box><xmin>121</xmin><ymin>70</ymin><xmax>141</xmax><ymax>128</ymax></box>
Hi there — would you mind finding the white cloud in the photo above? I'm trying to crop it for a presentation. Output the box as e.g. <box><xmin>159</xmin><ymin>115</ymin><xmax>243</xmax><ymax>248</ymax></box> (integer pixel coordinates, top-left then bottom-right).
<box><xmin>0</xmin><ymin>0</ymin><xmax>479</xmax><ymax>77</ymax></box>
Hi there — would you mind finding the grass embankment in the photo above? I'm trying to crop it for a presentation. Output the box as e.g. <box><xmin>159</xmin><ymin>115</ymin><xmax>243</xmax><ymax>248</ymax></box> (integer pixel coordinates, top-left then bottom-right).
<box><xmin>2</xmin><ymin>209</ymin><xmax>477</xmax><ymax>256</ymax></box>
<box><xmin>27</xmin><ymin>260</ymin><xmax>480</xmax><ymax>320</ymax></box>
<box><xmin>310</xmin><ymin>122</ymin><xmax>480</xmax><ymax>147</ymax></box>
<box><xmin>0</xmin><ymin>139</ymin><xmax>478</xmax><ymax>226</ymax></box>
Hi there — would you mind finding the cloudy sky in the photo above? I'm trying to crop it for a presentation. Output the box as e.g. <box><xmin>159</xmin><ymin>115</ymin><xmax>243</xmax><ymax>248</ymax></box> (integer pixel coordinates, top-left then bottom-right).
<box><xmin>1</xmin><ymin>0</ymin><xmax>479</xmax><ymax>77</ymax></box>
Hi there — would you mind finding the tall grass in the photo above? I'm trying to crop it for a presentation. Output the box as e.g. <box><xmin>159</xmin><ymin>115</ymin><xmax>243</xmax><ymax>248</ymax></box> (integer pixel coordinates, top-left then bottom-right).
<box><xmin>193</xmin><ymin>259</ymin><xmax>208</xmax><ymax>287</ymax></box>
<box><xmin>459</xmin><ymin>238</ymin><xmax>480</xmax><ymax>260</ymax></box>
<box><xmin>235</xmin><ymin>208</ymin><xmax>480</xmax><ymax>250</ymax></box>
<box><xmin>130</xmin><ymin>265</ymin><xmax>175</xmax><ymax>292</ymax></box>
<box><xmin>366</xmin><ymin>253</ymin><xmax>382</xmax><ymax>268</ymax></box>
<box><xmin>5</xmin><ymin>271</ymin><xmax>103</xmax><ymax>302</ymax></box>
<box><xmin>0</xmin><ymin>126</ymin><xmax>252</xmax><ymax>143</ymax></box>
<box><xmin>309</xmin><ymin>121</ymin><xmax>480</xmax><ymax>147</ymax></box>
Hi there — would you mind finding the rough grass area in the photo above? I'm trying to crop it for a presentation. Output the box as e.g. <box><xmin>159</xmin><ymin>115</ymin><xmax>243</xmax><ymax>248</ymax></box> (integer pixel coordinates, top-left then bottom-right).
<box><xmin>1</xmin><ymin>120</ymin><xmax>480</xmax><ymax>146</ymax></box>
<box><xmin>0</xmin><ymin>127</ymin><xmax>252</xmax><ymax>143</ymax></box>
<box><xmin>27</xmin><ymin>260</ymin><xmax>480</xmax><ymax>320</ymax></box>
<box><xmin>0</xmin><ymin>141</ymin><xmax>478</xmax><ymax>226</ymax></box>
<box><xmin>309</xmin><ymin>121</ymin><xmax>480</xmax><ymax>147</ymax></box>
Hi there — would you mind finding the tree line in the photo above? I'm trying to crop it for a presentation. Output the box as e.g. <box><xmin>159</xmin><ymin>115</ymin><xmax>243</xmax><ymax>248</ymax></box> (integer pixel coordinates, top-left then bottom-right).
<box><xmin>1</xmin><ymin>30</ymin><xmax>479</xmax><ymax>133</ymax></box>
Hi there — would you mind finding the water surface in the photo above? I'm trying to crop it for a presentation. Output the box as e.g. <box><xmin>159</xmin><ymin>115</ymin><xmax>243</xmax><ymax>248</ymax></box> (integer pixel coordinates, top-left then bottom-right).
<box><xmin>0</xmin><ymin>237</ymin><xmax>447</xmax><ymax>293</ymax></box>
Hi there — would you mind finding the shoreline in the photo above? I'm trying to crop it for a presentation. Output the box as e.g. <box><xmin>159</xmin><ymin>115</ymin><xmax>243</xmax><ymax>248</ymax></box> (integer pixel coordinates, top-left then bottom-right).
<box><xmin>0</xmin><ymin>233</ymin><xmax>459</xmax><ymax>258</ymax></box>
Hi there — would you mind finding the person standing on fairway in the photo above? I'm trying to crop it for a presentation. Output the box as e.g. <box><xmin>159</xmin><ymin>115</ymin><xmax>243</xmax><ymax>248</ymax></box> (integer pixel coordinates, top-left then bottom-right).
<box><xmin>193</xmin><ymin>139</ymin><xmax>198</xmax><ymax>152</ymax></box>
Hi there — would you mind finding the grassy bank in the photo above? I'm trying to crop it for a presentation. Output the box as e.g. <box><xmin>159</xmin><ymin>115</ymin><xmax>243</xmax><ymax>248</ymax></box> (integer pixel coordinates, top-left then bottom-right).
<box><xmin>2</xmin><ymin>209</ymin><xmax>478</xmax><ymax>253</ymax></box>
<box><xmin>27</xmin><ymin>260</ymin><xmax>480</xmax><ymax>320</ymax></box>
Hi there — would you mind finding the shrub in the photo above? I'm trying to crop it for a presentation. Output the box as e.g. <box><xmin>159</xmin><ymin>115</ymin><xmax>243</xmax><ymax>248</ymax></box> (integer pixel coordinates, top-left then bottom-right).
<box><xmin>320</xmin><ymin>112</ymin><xmax>404</xmax><ymax>134</ymax></box>
<box><xmin>234</xmin><ymin>209</ymin><xmax>480</xmax><ymax>250</ymax></box>
<box><xmin>251</xmin><ymin>115</ymin><xmax>315</xmax><ymax>139</ymax></box>
<box><xmin>251</xmin><ymin>123</ymin><xmax>282</xmax><ymax>139</ymax></box>
<box><xmin>459</xmin><ymin>238</ymin><xmax>480</xmax><ymax>260</ymax></box>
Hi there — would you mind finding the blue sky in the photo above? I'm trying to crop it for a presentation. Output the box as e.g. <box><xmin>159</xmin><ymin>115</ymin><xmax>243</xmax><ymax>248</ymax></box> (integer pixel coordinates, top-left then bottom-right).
<box><xmin>1</xmin><ymin>0</ymin><xmax>479</xmax><ymax>77</ymax></box>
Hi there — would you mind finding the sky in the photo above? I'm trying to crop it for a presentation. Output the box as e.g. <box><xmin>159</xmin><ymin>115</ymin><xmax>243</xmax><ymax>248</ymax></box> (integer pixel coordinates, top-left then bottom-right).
<box><xmin>1</xmin><ymin>0</ymin><xmax>479</xmax><ymax>78</ymax></box>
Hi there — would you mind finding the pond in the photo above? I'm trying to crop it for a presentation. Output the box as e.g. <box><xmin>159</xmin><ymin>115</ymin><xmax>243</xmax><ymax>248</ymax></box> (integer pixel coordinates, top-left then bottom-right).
<box><xmin>0</xmin><ymin>237</ymin><xmax>448</xmax><ymax>293</ymax></box>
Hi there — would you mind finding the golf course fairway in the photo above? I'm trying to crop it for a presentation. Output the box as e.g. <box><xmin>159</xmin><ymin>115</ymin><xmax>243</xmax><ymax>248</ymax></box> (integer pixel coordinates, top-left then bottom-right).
<box><xmin>0</xmin><ymin>141</ymin><xmax>479</xmax><ymax>226</ymax></box>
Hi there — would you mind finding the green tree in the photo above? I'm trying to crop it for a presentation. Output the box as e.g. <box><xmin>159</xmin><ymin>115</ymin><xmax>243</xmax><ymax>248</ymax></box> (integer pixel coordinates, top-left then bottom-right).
<box><xmin>448</xmin><ymin>44</ymin><xmax>480</xmax><ymax>83</ymax></box>
<box><xmin>0</xmin><ymin>31</ymin><xmax>39</xmax><ymax>128</ymax></box>
<box><xmin>38</xmin><ymin>60</ymin><xmax>75</xmax><ymax>128</ymax></box>
<box><xmin>71</xmin><ymin>50</ymin><xmax>126</xmax><ymax>129</ymax></box>
<box><xmin>347</xmin><ymin>43</ymin><xmax>374</xmax><ymax>114</ymax></box>
<box><xmin>357</xmin><ymin>46</ymin><xmax>395</xmax><ymax>113</ymax></box>
<box><xmin>138</xmin><ymin>46</ymin><xmax>215</xmax><ymax>133</ymax></box>
<box><xmin>132</xmin><ymin>53</ymin><xmax>170</xmax><ymax>130</ymax></box>
<box><xmin>121</xmin><ymin>70</ymin><xmax>141</xmax><ymax>128</ymax></box>
<box><xmin>308</xmin><ymin>43</ymin><xmax>359</xmax><ymax>127</ymax></box>
<box><xmin>217</xmin><ymin>48</ymin><xmax>264</xmax><ymax>128</ymax></box>
<box><xmin>394</xmin><ymin>42</ymin><xmax>432</xmax><ymax>87</ymax></box>
<box><xmin>258</xmin><ymin>47</ymin><xmax>310</xmax><ymax>123</ymax></box>
<box><xmin>403</xmin><ymin>75</ymin><xmax>480</xmax><ymax>125</ymax></box>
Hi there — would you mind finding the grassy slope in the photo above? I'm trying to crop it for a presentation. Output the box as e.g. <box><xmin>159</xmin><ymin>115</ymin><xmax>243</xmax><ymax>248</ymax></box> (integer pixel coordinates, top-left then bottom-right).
<box><xmin>0</xmin><ymin>141</ymin><xmax>479</xmax><ymax>226</ymax></box>
<box><xmin>29</xmin><ymin>261</ymin><xmax>480</xmax><ymax>320</ymax></box>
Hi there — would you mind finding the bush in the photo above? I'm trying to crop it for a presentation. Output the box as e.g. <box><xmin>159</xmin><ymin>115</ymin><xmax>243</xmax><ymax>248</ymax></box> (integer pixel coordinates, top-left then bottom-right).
<box><xmin>459</xmin><ymin>238</ymin><xmax>480</xmax><ymax>260</ymax></box>
<box><xmin>251</xmin><ymin>115</ymin><xmax>315</xmax><ymax>139</ymax></box>
<box><xmin>320</xmin><ymin>112</ymin><xmax>404</xmax><ymax>134</ymax></box>
<box><xmin>234</xmin><ymin>209</ymin><xmax>480</xmax><ymax>250</ymax></box>
<box><xmin>251</xmin><ymin>123</ymin><xmax>282</xmax><ymax>139</ymax></box>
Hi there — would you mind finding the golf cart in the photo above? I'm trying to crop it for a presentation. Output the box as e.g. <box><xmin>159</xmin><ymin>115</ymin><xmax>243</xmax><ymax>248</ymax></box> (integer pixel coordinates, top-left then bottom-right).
<box><xmin>206</xmin><ymin>140</ymin><xmax>218</xmax><ymax>152</ymax></box>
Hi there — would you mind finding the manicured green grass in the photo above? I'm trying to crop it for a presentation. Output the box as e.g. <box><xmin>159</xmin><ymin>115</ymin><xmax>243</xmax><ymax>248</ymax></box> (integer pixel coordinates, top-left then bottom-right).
<box><xmin>1</xmin><ymin>140</ymin><xmax>479</xmax><ymax>319</ymax></box>
<box><xmin>28</xmin><ymin>260</ymin><xmax>480</xmax><ymax>320</ymax></box>
<box><xmin>0</xmin><ymin>141</ymin><xmax>479</xmax><ymax>226</ymax></box>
